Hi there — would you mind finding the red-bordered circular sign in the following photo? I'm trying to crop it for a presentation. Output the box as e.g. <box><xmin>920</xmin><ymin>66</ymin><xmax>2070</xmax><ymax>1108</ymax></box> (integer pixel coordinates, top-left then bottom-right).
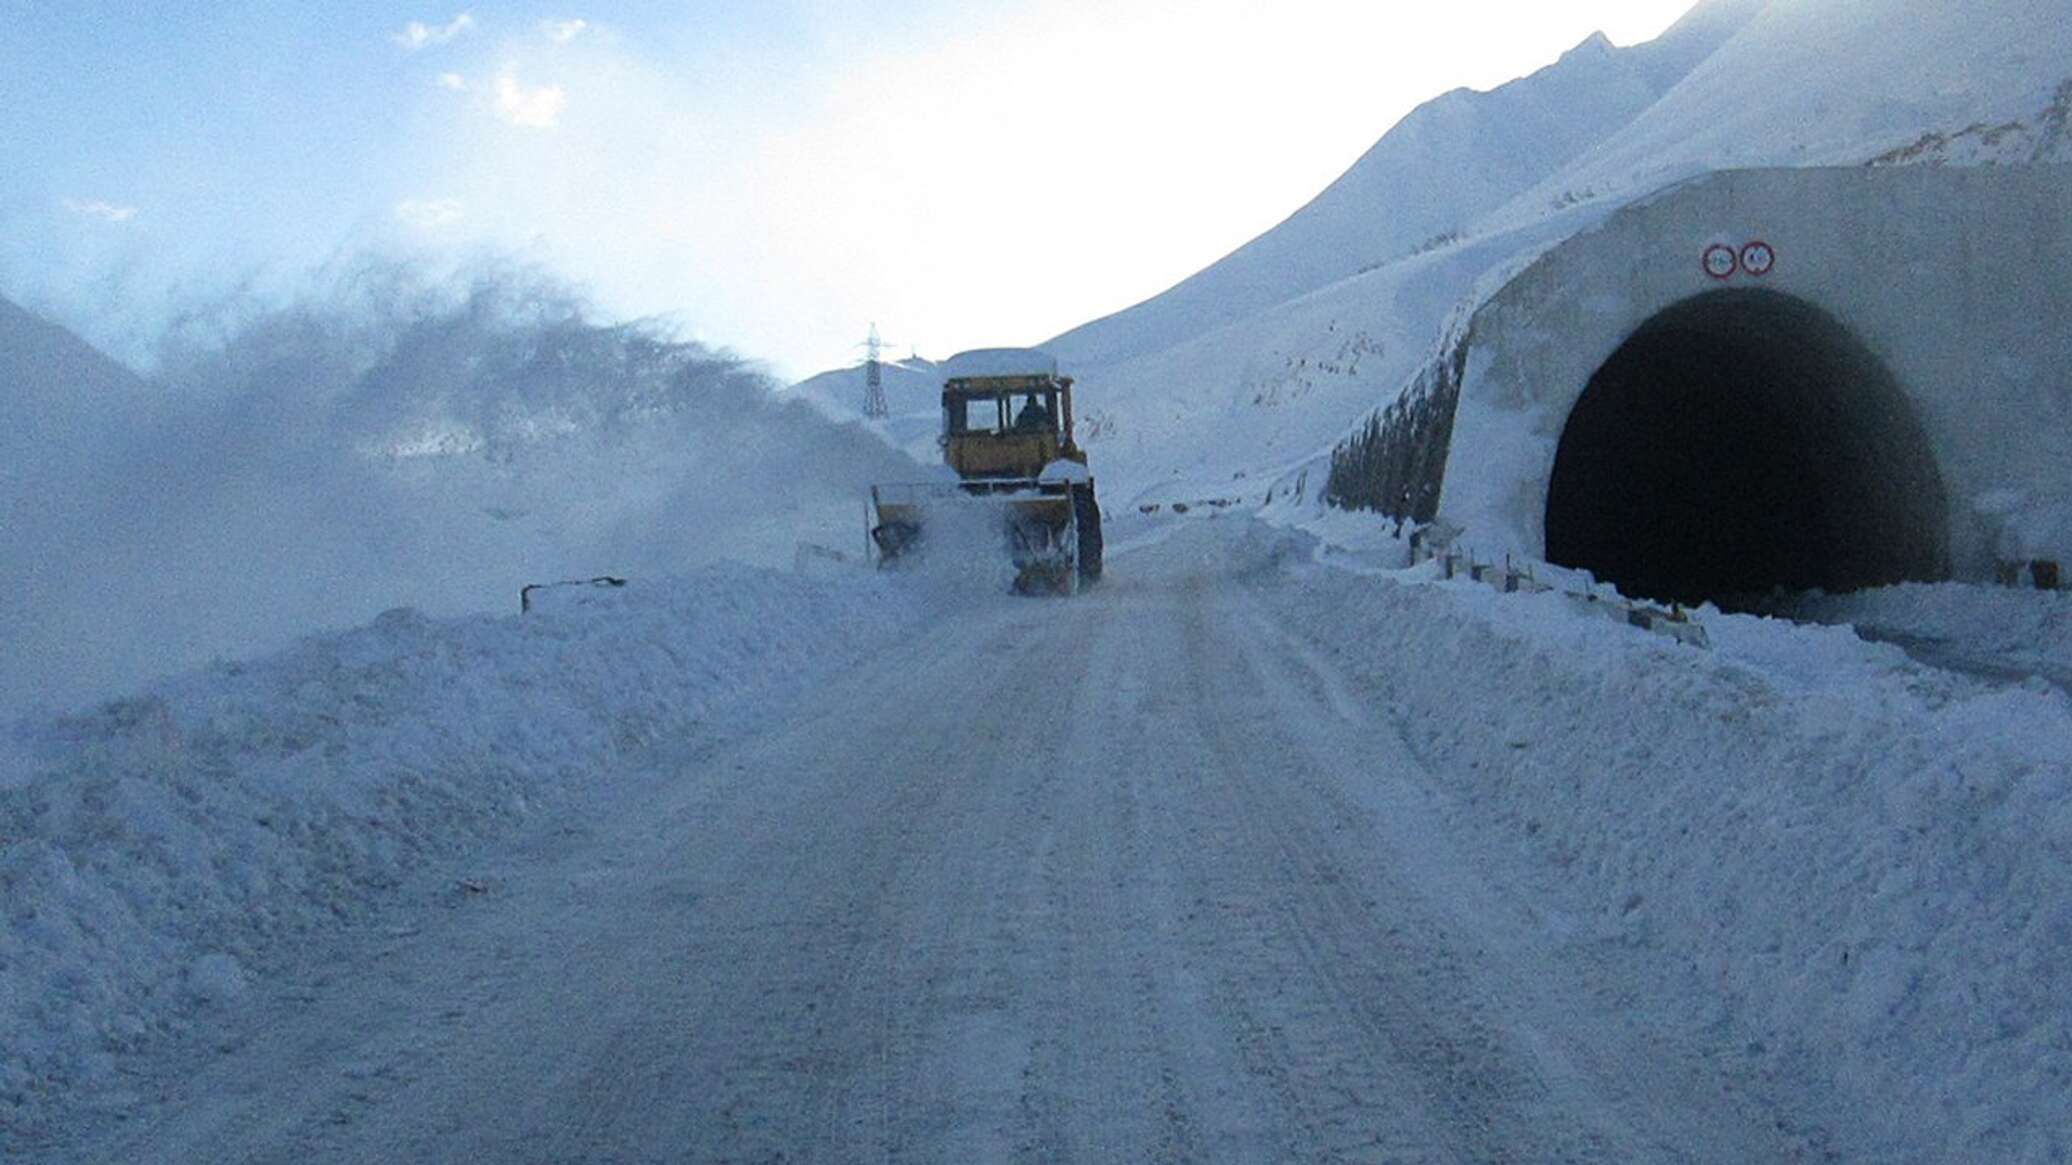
<box><xmin>1702</xmin><ymin>243</ymin><xmax>1739</xmax><ymax>280</ymax></box>
<box><xmin>1740</xmin><ymin>240</ymin><xmax>1776</xmax><ymax>277</ymax></box>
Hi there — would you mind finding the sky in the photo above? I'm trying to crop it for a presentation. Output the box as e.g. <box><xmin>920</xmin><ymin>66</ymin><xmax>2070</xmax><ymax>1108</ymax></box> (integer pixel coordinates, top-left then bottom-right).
<box><xmin>0</xmin><ymin>1</ymin><xmax>1700</xmax><ymax>381</ymax></box>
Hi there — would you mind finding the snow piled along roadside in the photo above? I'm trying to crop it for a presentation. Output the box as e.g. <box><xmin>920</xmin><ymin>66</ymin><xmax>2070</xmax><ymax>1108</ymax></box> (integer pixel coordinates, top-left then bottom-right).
<box><xmin>1785</xmin><ymin>581</ymin><xmax>2072</xmax><ymax>685</ymax></box>
<box><xmin>0</xmin><ymin>563</ymin><xmax>924</xmax><ymax>1136</ymax></box>
<box><xmin>1267</xmin><ymin>548</ymin><xmax>2072</xmax><ymax>1163</ymax></box>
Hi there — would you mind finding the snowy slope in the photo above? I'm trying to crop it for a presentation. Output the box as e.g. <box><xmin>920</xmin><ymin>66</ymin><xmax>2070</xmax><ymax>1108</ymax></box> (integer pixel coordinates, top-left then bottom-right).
<box><xmin>0</xmin><ymin>295</ymin><xmax>150</xmax><ymax>570</ymax></box>
<box><xmin>1</xmin><ymin>297</ymin><xmax>162</xmax><ymax>718</ymax></box>
<box><xmin>785</xmin><ymin>354</ymin><xmax>945</xmax><ymax>468</ymax></box>
<box><xmin>1053</xmin><ymin>208</ymin><xmax>1589</xmax><ymax>511</ymax></box>
<box><xmin>0</xmin><ymin>294</ymin><xmax>149</xmax><ymax>444</ymax></box>
<box><xmin>1489</xmin><ymin>0</ymin><xmax>2072</xmax><ymax>222</ymax></box>
<box><xmin>1867</xmin><ymin>80</ymin><xmax>2072</xmax><ymax>166</ymax></box>
<box><xmin>788</xmin><ymin>354</ymin><xmax>942</xmax><ymax>421</ymax></box>
<box><xmin>1026</xmin><ymin>0</ymin><xmax>2072</xmax><ymax>507</ymax></box>
<box><xmin>1045</xmin><ymin>0</ymin><xmax>1767</xmax><ymax>372</ymax></box>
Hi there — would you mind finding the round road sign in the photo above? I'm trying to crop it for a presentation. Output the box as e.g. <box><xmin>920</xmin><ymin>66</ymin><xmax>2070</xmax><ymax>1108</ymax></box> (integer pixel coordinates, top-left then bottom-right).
<box><xmin>1703</xmin><ymin>244</ymin><xmax>1739</xmax><ymax>280</ymax></box>
<box><xmin>1740</xmin><ymin>241</ymin><xmax>1776</xmax><ymax>277</ymax></box>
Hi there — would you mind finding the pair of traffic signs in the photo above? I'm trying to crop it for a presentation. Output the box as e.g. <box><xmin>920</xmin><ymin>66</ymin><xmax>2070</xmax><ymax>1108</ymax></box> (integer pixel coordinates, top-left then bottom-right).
<box><xmin>1703</xmin><ymin>240</ymin><xmax>1775</xmax><ymax>280</ymax></box>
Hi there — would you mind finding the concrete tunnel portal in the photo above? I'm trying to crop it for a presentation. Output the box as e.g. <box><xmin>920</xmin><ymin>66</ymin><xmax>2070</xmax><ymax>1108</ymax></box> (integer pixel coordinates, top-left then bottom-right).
<box><xmin>1376</xmin><ymin>167</ymin><xmax>2072</xmax><ymax>604</ymax></box>
<box><xmin>1543</xmin><ymin>289</ymin><xmax>1951</xmax><ymax>608</ymax></box>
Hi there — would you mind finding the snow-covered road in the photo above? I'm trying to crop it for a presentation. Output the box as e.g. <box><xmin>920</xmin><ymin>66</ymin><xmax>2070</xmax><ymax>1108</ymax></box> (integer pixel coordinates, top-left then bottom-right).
<box><xmin>59</xmin><ymin>528</ymin><xmax>1816</xmax><ymax>1164</ymax></box>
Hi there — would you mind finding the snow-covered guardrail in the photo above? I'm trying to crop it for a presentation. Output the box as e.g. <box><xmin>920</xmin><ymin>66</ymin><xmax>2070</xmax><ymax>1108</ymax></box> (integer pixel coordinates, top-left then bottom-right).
<box><xmin>519</xmin><ymin>575</ymin><xmax>627</xmax><ymax>614</ymax></box>
<box><xmin>1424</xmin><ymin>540</ymin><xmax>1709</xmax><ymax>649</ymax></box>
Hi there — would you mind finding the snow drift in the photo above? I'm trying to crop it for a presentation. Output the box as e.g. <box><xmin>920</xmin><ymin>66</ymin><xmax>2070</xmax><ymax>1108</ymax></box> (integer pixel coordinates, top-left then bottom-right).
<box><xmin>1263</xmin><ymin>535</ymin><xmax>2072</xmax><ymax>1162</ymax></box>
<box><xmin>0</xmin><ymin>563</ymin><xmax>926</xmax><ymax>1145</ymax></box>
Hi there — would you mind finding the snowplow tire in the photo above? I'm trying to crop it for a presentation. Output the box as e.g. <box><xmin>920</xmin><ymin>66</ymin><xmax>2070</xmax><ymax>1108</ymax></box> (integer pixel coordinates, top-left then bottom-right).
<box><xmin>1073</xmin><ymin>483</ymin><xmax>1103</xmax><ymax>584</ymax></box>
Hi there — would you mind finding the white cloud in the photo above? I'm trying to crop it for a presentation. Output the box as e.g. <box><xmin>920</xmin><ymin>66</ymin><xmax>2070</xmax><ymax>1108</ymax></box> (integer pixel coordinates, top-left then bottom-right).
<box><xmin>395</xmin><ymin>12</ymin><xmax>474</xmax><ymax>52</ymax></box>
<box><xmin>543</xmin><ymin>19</ymin><xmax>589</xmax><ymax>44</ymax></box>
<box><xmin>437</xmin><ymin>72</ymin><xmax>467</xmax><ymax>91</ymax></box>
<box><xmin>394</xmin><ymin>198</ymin><xmax>466</xmax><ymax>229</ymax></box>
<box><xmin>62</xmin><ymin>199</ymin><xmax>138</xmax><ymax>223</ymax></box>
<box><xmin>495</xmin><ymin>72</ymin><xmax>566</xmax><ymax>129</ymax></box>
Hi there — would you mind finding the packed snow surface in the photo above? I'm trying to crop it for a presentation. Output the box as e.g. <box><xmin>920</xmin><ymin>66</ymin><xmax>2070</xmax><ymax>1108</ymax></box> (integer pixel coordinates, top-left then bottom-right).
<box><xmin>10</xmin><ymin>515</ymin><xmax>2070</xmax><ymax>1162</ymax></box>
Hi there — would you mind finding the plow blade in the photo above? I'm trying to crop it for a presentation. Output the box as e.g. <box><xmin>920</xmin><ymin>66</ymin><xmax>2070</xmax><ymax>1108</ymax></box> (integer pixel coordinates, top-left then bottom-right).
<box><xmin>869</xmin><ymin>479</ymin><xmax>1102</xmax><ymax>594</ymax></box>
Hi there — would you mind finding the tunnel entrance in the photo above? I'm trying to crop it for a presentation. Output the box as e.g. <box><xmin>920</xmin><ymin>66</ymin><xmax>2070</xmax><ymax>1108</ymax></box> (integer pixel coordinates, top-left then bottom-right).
<box><xmin>1544</xmin><ymin>289</ymin><xmax>1948</xmax><ymax>608</ymax></box>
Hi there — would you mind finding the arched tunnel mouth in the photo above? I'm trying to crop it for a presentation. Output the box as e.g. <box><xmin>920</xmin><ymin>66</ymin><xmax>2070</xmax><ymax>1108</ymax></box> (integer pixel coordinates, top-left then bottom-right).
<box><xmin>1545</xmin><ymin>289</ymin><xmax>1949</xmax><ymax>609</ymax></box>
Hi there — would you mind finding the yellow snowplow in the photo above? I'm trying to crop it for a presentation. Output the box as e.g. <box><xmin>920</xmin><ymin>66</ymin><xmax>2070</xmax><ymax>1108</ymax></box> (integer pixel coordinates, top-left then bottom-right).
<box><xmin>869</xmin><ymin>349</ymin><xmax>1102</xmax><ymax>594</ymax></box>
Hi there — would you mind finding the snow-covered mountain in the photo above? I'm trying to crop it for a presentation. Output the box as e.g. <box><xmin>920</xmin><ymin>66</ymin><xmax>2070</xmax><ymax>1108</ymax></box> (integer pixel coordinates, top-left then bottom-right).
<box><xmin>1020</xmin><ymin>0</ymin><xmax>2072</xmax><ymax>507</ymax></box>
<box><xmin>1045</xmin><ymin>0</ymin><xmax>1769</xmax><ymax>372</ymax></box>
<box><xmin>0</xmin><ymin>294</ymin><xmax>148</xmax><ymax>418</ymax></box>
<box><xmin>1506</xmin><ymin>0</ymin><xmax>2072</xmax><ymax>213</ymax></box>
<box><xmin>2</xmin><ymin>297</ymin><xmax>158</xmax><ymax>712</ymax></box>
<box><xmin>0</xmin><ymin>294</ymin><xmax>151</xmax><ymax>537</ymax></box>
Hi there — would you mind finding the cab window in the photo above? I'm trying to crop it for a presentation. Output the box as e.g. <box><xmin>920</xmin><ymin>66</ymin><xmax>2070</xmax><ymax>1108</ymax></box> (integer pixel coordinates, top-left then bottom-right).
<box><xmin>1011</xmin><ymin>391</ymin><xmax>1056</xmax><ymax>433</ymax></box>
<box><xmin>948</xmin><ymin>396</ymin><xmax>1003</xmax><ymax>434</ymax></box>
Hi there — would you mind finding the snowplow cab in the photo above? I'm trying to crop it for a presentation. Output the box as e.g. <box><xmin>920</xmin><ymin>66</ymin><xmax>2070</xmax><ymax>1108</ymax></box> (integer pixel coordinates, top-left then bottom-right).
<box><xmin>940</xmin><ymin>349</ymin><xmax>1085</xmax><ymax>480</ymax></box>
<box><xmin>869</xmin><ymin>348</ymin><xmax>1102</xmax><ymax>593</ymax></box>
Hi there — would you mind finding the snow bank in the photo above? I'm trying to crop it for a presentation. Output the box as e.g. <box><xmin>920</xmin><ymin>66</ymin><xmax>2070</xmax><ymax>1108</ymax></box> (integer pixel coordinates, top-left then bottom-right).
<box><xmin>0</xmin><ymin>563</ymin><xmax>925</xmax><ymax>1140</ymax></box>
<box><xmin>1268</xmin><ymin>550</ymin><xmax>2072</xmax><ymax>1162</ymax></box>
<box><xmin>1786</xmin><ymin>581</ymin><xmax>2072</xmax><ymax>680</ymax></box>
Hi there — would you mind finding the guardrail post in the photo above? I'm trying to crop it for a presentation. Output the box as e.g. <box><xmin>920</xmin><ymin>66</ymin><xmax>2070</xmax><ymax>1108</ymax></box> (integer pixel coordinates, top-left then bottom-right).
<box><xmin>520</xmin><ymin>576</ymin><xmax>628</xmax><ymax>614</ymax></box>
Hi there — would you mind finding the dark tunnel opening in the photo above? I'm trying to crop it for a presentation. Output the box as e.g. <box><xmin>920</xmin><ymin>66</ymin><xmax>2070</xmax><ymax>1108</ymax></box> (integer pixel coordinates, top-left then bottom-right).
<box><xmin>1545</xmin><ymin>289</ymin><xmax>1949</xmax><ymax>609</ymax></box>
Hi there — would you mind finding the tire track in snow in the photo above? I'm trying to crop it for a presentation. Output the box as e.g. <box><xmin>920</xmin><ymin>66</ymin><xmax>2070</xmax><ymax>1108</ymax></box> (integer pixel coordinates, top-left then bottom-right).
<box><xmin>1012</xmin><ymin>590</ymin><xmax>1210</xmax><ymax>1163</ymax></box>
<box><xmin>1175</xmin><ymin>578</ymin><xmax>1523</xmax><ymax>1162</ymax></box>
<box><xmin>1215</xmin><ymin>571</ymin><xmax>1825</xmax><ymax>1163</ymax></box>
